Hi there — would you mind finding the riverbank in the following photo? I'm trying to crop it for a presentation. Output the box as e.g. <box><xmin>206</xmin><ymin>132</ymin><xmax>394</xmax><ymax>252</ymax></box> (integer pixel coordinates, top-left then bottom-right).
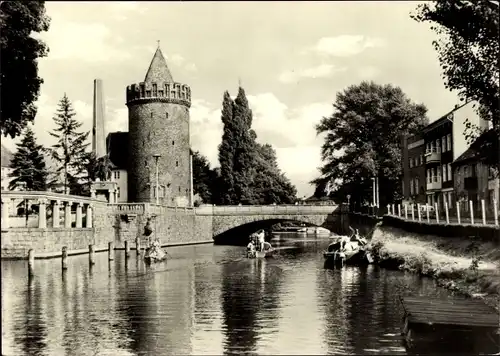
<box><xmin>367</xmin><ymin>225</ymin><xmax>500</xmax><ymax>312</ymax></box>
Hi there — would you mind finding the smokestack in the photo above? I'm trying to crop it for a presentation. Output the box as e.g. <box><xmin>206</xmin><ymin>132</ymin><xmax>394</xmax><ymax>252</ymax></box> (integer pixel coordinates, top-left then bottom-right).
<box><xmin>92</xmin><ymin>79</ymin><xmax>106</xmax><ymax>158</ymax></box>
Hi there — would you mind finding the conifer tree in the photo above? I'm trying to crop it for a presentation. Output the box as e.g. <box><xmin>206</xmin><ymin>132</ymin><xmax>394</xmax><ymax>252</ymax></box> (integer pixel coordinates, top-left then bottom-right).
<box><xmin>48</xmin><ymin>93</ymin><xmax>90</xmax><ymax>194</ymax></box>
<box><xmin>8</xmin><ymin>126</ymin><xmax>48</xmax><ymax>190</ymax></box>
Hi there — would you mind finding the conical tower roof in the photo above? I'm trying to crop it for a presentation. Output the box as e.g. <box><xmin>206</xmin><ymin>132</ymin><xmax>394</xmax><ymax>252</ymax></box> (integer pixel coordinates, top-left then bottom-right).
<box><xmin>144</xmin><ymin>46</ymin><xmax>174</xmax><ymax>83</ymax></box>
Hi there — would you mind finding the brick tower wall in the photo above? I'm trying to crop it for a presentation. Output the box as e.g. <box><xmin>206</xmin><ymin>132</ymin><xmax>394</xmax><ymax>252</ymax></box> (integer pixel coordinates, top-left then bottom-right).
<box><xmin>127</xmin><ymin>82</ymin><xmax>191</xmax><ymax>204</ymax></box>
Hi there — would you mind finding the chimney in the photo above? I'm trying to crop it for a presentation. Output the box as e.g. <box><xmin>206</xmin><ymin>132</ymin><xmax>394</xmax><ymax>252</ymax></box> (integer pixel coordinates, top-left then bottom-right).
<box><xmin>92</xmin><ymin>79</ymin><xmax>106</xmax><ymax>158</ymax></box>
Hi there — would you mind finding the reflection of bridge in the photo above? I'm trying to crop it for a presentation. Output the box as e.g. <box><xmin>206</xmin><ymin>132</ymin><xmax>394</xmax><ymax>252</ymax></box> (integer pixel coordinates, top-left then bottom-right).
<box><xmin>194</xmin><ymin>205</ymin><xmax>342</xmax><ymax>244</ymax></box>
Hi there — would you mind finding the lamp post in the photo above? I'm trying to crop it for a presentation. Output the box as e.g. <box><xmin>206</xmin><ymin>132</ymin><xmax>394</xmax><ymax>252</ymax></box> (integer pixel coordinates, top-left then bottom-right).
<box><xmin>153</xmin><ymin>154</ymin><xmax>161</xmax><ymax>205</ymax></box>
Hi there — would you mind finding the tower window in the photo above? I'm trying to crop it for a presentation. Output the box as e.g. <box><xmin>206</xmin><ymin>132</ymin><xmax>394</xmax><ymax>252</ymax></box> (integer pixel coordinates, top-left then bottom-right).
<box><xmin>146</xmin><ymin>90</ymin><xmax>151</xmax><ymax>97</ymax></box>
<box><xmin>151</xmin><ymin>112</ymin><xmax>153</xmax><ymax>118</ymax></box>
<box><xmin>158</xmin><ymin>90</ymin><xmax>163</xmax><ymax>97</ymax></box>
<box><xmin>172</xmin><ymin>140</ymin><xmax>175</xmax><ymax>145</ymax></box>
<box><xmin>145</xmin><ymin>160</ymin><xmax>148</xmax><ymax>167</ymax></box>
<box><xmin>152</xmin><ymin>84</ymin><xmax>157</xmax><ymax>96</ymax></box>
<box><xmin>176</xmin><ymin>160</ymin><xmax>179</xmax><ymax>167</ymax></box>
<box><xmin>166</xmin><ymin>112</ymin><xmax>169</xmax><ymax>119</ymax></box>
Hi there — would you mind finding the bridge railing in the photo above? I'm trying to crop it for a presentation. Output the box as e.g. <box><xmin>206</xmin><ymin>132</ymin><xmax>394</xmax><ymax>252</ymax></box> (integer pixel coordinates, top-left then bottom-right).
<box><xmin>194</xmin><ymin>204</ymin><xmax>338</xmax><ymax>216</ymax></box>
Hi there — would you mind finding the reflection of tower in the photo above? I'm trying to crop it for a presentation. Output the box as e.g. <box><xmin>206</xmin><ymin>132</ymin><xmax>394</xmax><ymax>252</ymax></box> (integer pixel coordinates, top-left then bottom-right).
<box><xmin>92</xmin><ymin>79</ymin><xmax>106</xmax><ymax>157</ymax></box>
<box><xmin>126</xmin><ymin>44</ymin><xmax>192</xmax><ymax>204</ymax></box>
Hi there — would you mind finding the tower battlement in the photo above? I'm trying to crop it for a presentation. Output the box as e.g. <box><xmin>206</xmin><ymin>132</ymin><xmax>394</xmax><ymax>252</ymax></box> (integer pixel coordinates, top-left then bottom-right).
<box><xmin>126</xmin><ymin>81</ymin><xmax>191</xmax><ymax>108</ymax></box>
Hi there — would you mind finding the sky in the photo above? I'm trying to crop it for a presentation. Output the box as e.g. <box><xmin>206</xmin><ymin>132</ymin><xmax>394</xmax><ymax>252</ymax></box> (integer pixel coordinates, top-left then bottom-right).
<box><xmin>2</xmin><ymin>1</ymin><xmax>462</xmax><ymax>198</ymax></box>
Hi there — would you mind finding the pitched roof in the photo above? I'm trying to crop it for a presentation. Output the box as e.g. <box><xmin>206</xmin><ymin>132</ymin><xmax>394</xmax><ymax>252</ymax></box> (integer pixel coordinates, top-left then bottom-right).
<box><xmin>452</xmin><ymin>129</ymin><xmax>497</xmax><ymax>166</ymax></box>
<box><xmin>1</xmin><ymin>144</ymin><xmax>13</xmax><ymax>167</ymax></box>
<box><xmin>106</xmin><ymin>132</ymin><xmax>129</xmax><ymax>170</ymax></box>
<box><xmin>144</xmin><ymin>47</ymin><xmax>174</xmax><ymax>83</ymax></box>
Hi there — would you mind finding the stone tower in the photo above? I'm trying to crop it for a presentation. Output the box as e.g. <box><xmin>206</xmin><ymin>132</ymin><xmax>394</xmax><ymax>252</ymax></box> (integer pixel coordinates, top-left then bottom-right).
<box><xmin>92</xmin><ymin>79</ymin><xmax>106</xmax><ymax>157</ymax></box>
<box><xmin>126</xmin><ymin>46</ymin><xmax>192</xmax><ymax>205</ymax></box>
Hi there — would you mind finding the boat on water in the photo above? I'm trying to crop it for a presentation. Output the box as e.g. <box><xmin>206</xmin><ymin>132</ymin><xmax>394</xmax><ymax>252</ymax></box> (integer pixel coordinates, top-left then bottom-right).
<box><xmin>247</xmin><ymin>230</ymin><xmax>275</xmax><ymax>258</ymax></box>
<box><xmin>323</xmin><ymin>229</ymin><xmax>372</xmax><ymax>267</ymax></box>
<box><xmin>144</xmin><ymin>240</ymin><xmax>167</xmax><ymax>264</ymax></box>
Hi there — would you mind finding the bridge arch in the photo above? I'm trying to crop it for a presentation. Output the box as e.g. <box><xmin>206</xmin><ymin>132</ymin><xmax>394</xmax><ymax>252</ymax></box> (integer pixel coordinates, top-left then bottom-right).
<box><xmin>211</xmin><ymin>215</ymin><xmax>334</xmax><ymax>245</ymax></box>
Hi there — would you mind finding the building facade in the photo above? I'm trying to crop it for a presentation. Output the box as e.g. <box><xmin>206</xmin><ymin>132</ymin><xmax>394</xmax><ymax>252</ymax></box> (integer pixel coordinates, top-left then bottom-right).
<box><xmin>452</xmin><ymin>129</ymin><xmax>499</xmax><ymax>216</ymax></box>
<box><xmin>401</xmin><ymin>100</ymin><xmax>489</xmax><ymax>211</ymax></box>
<box><xmin>106</xmin><ymin>132</ymin><xmax>128</xmax><ymax>203</ymax></box>
<box><xmin>401</xmin><ymin>133</ymin><xmax>426</xmax><ymax>204</ymax></box>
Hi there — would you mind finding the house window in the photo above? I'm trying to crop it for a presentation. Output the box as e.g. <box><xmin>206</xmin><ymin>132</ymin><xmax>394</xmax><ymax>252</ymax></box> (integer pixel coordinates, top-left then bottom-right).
<box><xmin>117</xmin><ymin>187</ymin><xmax>120</xmax><ymax>198</ymax></box>
<box><xmin>442</xmin><ymin>136</ymin><xmax>447</xmax><ymax>152</ymax></box>
<box><xmin>415</xmin><ymin>177</ymin><xmax>420</xmax><ymax>194</ymax></box>
<box><xmin>172</xmin><ymin>140</ymin><xmax>175</xmax><ymax>146</ymax></box>
<box><xmin>436</xmin><ymin>139</ymin><xmax>441</xmax><ymax>153</ymax></box>
<box><xmin>114</xmin><ymin>171</ymin><xmax>120</xmax><ymax>179</ymax></box>
<box><xmin>146</xmin><ymin>90</ymin><xmax>151</xmax><ymax>97</ymax></box>
<box><xmin>409</xmin><ymin>158</ymin><xmax>413</xmax><ymax>168</ymax></box>
<box><xmin>176</xmin><ymin>161</ymin><xmax>179</xmax><ymax>167</ymax></box>
<box><xmin>152</xmin><ymin>84</ymin><xmax>157</xmax><ymax>96</ymax></box>
<box><xmin>166</xmin><ymin>112</ymin><xmax>169</xmax><ymax>119</ymax></box>
<box><xmin>159</xmin><ymin>90</ymin><xmax>164</xmax><ymax>97</ymax></box>
<box><xmin>447</xmin><ymin>134</ymin><xmax>452</xmax><ymax>152</ymax></box>
<box><xmin>410</xmin><ymin>179</ymin><xmax>414</xmax><ymax>195</ymax></box>
<box><xmin>178</xmin><ymin>186</ymin><xmax>181</xmax><ymax>193</ymax></box>
<box><xmin>464</xmin><ymin>166</ymin><xmax>469</xmax><ymax>177</ymax></box>
<box><xmin>447</xmin><ymin>164</ymin><xmax>452</xmax><ymax>182</ymax></box>
<box><xmin>442</xmin><ymin>165</ymin><xmax>447</xmax><ymax>182</ymax></box>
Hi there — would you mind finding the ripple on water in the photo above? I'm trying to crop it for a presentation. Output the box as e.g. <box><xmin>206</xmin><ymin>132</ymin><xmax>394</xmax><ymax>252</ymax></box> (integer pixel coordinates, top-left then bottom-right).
<box><xmin>1</xmin><ymin>236</ymin><xmax>465</xmax><ymax>355</ymax></box>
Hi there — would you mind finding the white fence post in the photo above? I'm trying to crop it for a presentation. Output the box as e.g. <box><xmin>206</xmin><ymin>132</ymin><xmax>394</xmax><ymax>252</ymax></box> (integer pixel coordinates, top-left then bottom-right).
<box><xmin>387</xmin><ymin>204</ymin><xmax>391</xmax><ymax>215</ymax></box>
<box><xmin>392</xmin><ymin>204</ymin><xmax>395</xmax><ymax>215</ymax></box>
<box><xmin>469</xmin><ymin>200</ymin><xmax>474</xmax><ymax>225</ymax></box>
<box><xmin>404</xmin><ymin>204</ymin><xmax>408</xmax><ymax>220</ymax></box>
<box><xmin>426</xmin><ymin>204</ymin><xmax>430</xmax><ymax>223</ymax></box>
<box><xmin>411</xmin><ymin>204</ymin><xmax>415</xmax><ymax>221</ymax></box>
<box><xmin>434</xmin><ymin>202</ymin><xmax>439</xmax><ymax>223</ymax></box>
<box><xmin>444</xmin><ymin>201</ymin><xmax>449</xmax><ymax>224</ymax></box>
<box><xmin>398</xmin><ymin>204</ymin><xmax>401</xmax><ymax>217</ymax></box>
<box><xmin>456</xmin><ymin>201</ymin><xmax>461</xmax><ymax>224</ymax></box>
<box><xmin>481</xmin><ymin>199</ymin><xmax>486</xmax><ymax>225</ymax></box>
<box><xmin>494</xmin><ymin>199</ymin><xmax>499</xmax><ymax>226</ymax></box>
<box><xmin>417</xmin><ymin>203</ymin><xmax>422</xmax><ymax>222</ymax></box>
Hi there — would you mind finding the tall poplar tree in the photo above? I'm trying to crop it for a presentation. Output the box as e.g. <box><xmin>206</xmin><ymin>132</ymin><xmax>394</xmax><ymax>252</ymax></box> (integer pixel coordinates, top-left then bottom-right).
<box><xmin>231</xmin><ymin>87</ymin><xmax>258</xmax><ymax>204</ymax></box>
<box><xmin>8</xmin><ymin>126</ymin><xmax>48</xmax><ymax>190</ymax></box>
<box><xmin>218</xmin><ymin>91</ymin><xmax>236</xmax><ymax>204</ymax></box>
<box><xmin>48</xmin><ymin>93</ymin><xmax>90</xmax><ymax>194</ymax></box>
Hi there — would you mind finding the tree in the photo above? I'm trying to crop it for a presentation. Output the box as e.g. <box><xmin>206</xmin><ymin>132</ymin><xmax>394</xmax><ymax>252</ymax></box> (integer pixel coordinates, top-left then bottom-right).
<box><xmin>217</xmin><ymin>91</ymin><xmax>236</xmax><ymax>204</ymax></box>
<box><xmin>47</xmin><ymin>94</ymin><xmax>90</xmax><ymax>195</ymax></box>
<box><xmin>412</xmin><ymin>1</ymin><xmax>499</xmax><ymax>174</ymax></box>
<box><xmin>314</xmin><ymin>81</ymin><xmax>428</xmax><ymax>209</ymax></box>
<box><xmin>8</xmin><ymin>126</ymin><xmax>48</xmax><ymax>191</ymax></box>
<box><xmin>0</xmin><ymin>1</ymin><xmax>50</xmax><ymax>138</ymax></box>
<box><xmin>191</xmin><ymin>149</ymin><xmax>218</xmax><ymax>204</ymax></box>
<box><xmin>252</xmin><ymin>143</ymin><xmax>297</xmax><ymax>204</ymax></box>
<box><xmin>216</xmin><ymin>86</ymin><xmax>297</xmax><ymax>205</ymax></box>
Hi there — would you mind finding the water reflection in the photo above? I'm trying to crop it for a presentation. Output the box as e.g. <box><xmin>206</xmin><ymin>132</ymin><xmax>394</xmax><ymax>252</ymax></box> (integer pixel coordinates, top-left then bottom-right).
<box><xmin>1</xmin><ymin>234</ymin><xmax>491</xmax><ymax>356</ymax></box>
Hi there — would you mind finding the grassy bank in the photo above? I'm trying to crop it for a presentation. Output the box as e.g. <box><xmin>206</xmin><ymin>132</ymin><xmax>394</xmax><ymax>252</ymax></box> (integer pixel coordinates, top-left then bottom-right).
<box><xmin>367</xmin><ymin>225</ymin><xmax>500</xmax><ymax>311</ymax></box>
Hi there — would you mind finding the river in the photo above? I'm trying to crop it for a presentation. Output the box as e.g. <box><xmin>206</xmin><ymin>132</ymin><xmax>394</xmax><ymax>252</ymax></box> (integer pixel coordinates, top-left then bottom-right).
<box><xmin>2</xmin><ymin>233</ymin><xmax>458</xmax><ymax>355</ymax></box>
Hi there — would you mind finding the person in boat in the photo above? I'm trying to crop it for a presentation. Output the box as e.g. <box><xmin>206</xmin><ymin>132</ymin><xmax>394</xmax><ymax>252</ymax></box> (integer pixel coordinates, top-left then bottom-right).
<box><xmin>247</xmin><ymin>240</ymin><xmax>256</xmax><ymax>254</ymax></box>
<box><xmin>144</xmin><ymin>217</ymin><xmax>154</xmax><ymax>245</ymax></box>
<box><xmin>349</xmin><ymin>228</ymin><xmax>367</xmax><ymax>247</ymax></box>
<box><xmin>257</xmin><ymin>229</ymin><xmax>266</xmax><ymax>251</ymax></box>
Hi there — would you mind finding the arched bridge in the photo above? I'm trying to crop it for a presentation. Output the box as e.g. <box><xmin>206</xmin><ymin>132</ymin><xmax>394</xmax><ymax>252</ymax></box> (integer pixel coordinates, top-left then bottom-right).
<box><xmin>194</xmin><ymin>205</ymin><xmax>345</xmax><ymax>245</ymax></box>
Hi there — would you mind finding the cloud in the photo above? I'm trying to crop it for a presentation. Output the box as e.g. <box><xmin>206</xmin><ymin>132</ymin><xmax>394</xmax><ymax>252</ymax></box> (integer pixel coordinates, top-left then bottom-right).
<box><xmin>305</xmin><ymin>35</ymin><xmax>386</xmax><ymax>57</ymax></box>
<box><xmin>39</xmin><ymin>19</ymin><xmax>131</xmax><ymax>63</ymax></box>
<box><xmin>357</xmin><ymin>66</ymin><xmax>381</xmax><ymax>79</ymax></box>
<box><xmin>279</xmin><ymin>64</ymin><xmax>345</xmax><ymax>83</ymax></box>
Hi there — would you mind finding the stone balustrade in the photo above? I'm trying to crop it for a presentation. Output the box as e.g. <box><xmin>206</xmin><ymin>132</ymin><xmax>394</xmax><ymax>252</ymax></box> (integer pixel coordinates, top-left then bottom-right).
<box><xmin>1</xmin><ymin>191</ymin><xmax>97</xmax><ymax>230</ymax></box>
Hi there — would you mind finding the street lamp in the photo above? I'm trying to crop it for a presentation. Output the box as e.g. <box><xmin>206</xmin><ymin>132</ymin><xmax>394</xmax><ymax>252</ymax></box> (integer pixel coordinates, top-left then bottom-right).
<box><xmin>153</xmin><ymin>154</ymin><xmax>161</xmax><ymax>205</ymax></box>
